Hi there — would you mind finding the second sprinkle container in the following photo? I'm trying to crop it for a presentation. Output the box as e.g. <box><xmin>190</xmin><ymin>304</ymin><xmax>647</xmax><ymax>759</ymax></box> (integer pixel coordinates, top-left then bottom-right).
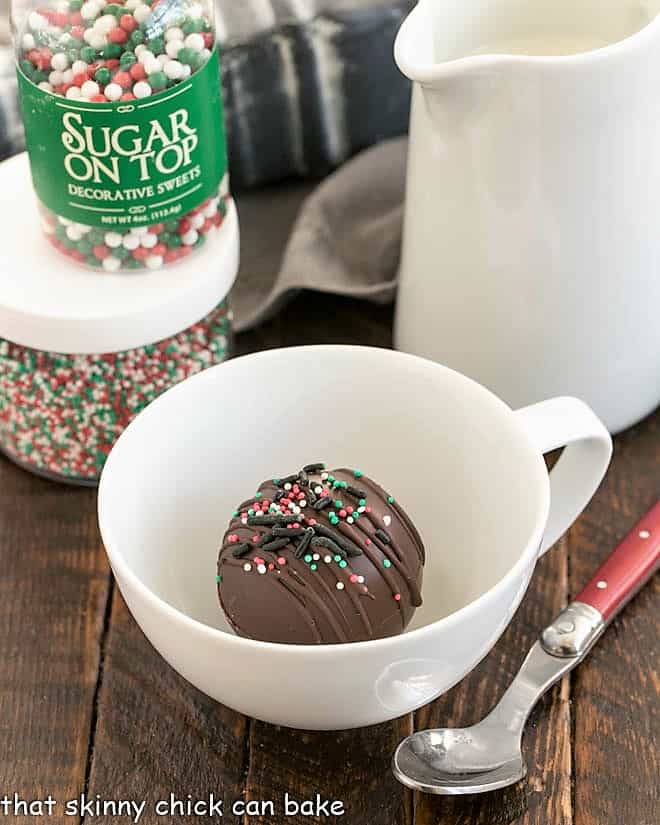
<box><xmin>13</xmin><ymin>0</ymin><xmax>229</xmax><ymax>273</ymax></box>
<box><xmin>0</xmin><ymin>153</ymin><xmax>239</xmax><ymax>485</ymax></box>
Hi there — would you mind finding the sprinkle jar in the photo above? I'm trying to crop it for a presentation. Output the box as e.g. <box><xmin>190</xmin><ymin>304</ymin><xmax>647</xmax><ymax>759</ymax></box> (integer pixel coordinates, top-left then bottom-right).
<box><xmin>0</xmin><ymin>150</ymin><xmax>239</xmax><ymax>485</ymax></box>
<box><xmin>13</xmin><ymin>0</ymin><xmax>229</xmax><ymax>273</ymax></box>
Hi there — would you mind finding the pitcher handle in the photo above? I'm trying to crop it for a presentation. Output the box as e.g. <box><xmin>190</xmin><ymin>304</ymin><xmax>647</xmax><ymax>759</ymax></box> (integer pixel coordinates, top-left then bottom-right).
<box><xmin>515</xmin><ymin>398</ymin><xmax>613</xmax><ymax>556</ymax></box>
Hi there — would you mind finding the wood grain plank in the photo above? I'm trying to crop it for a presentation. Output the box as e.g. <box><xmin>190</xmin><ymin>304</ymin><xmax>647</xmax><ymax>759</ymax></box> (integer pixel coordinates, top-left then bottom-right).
<box><xmin>242</xmin><ymin>718</ymin><xmax>413</xmax><ymax>825</ymax></box>
<box><xmin>0</xmin><ymin>457</ymin><xmax>110</xmax><ymax>824</ymax></box>
<box><xmin>84</xmin><ymin>588</ymin><xmax>249</xmax><ymax>824</ymax></box>
<box><xmin>571</xmin><ymin>409</ymin><xmax>659</xmax><ymax>825</ymax></box>
<box><xmin>413</xmin><ymin>535</ymin><xmax>572</xmax><ymax>825</ymax></box>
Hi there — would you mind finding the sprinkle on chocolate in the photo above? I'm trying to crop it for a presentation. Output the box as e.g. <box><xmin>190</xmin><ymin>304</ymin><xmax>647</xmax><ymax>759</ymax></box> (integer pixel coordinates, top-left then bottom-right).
<box><xmin>261</xmin><ymin>537</ymin><xmax>291</xmax><ymax>553</ymax></box>
<box><xmin>313</xmin><ymin>497</ymin><xmax>333</xmax><ymax>511</ymax></box>
<box><xmin>346</xmin><ymin>485</ymin><xmax>367</xmax><ymax>500</ymax></box>
<box><xmin>272</xmin><ymin>527</ymin><xmax>306</xmax><ymax>537</ymax></box>
<box><xmin>310</xmin><ymin>536</ymin><xmax>346</xmax><ymax>557</ymax></box>
<box><xmin>247</xmin><ymin>515</ymin><xmax>297</xmax><ymax>526</ymax></box>
<box><xmin>314</xmin><ymin>524</ymin><xmax>363</xmax><ymax>557</ymax></box>
<box><xmin>231</xmin><ymin>542</ymin><xmax>252</xmax><ymax>558</ymax></box>
<box><xmin>294</xmin><ymin>527</ymin><xmax>315</xmax><ymax>559</ymax></box>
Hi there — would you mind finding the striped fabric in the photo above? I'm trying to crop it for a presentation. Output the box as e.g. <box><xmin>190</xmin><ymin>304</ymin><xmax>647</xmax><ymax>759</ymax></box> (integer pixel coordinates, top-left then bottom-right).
<box><xmin>0</xmin><ymin>0</ymin><xmax>413</xmax><ymax>189</ymax></box>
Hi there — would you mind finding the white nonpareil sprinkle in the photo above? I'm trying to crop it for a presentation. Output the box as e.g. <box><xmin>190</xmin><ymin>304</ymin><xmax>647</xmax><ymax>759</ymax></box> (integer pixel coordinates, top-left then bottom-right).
<box><xmin>66</xmin><ymin>86</ymin><xmax>82</xmax><ymax>99</ymax></box>
<box><xmin>143</xmin><ymin>57</ymin><xmax>161</xmax><ymax>75</ymax></box>
<box><xmin>80</xmin><ymin>2</ymin><xmax>101</xmax><ymax>21</ymax></box>
<box><xmin>130</xmin><ymin>226</ymin><xmax>149</xmax><ymax>236</ymax></box>
<box><xmin>104</xmin><ymin>232</ymin><xmax>123</xmax><ymax>249</ymax></box>
<box><xmin>165</xmin><ymin>26</ymin><xmax>184</xmax><ymax>42</ymax></box>
<box><xmin>50</xmin><ymin>52</ymin><xmax>69</xmax><ymax>72</ymax></box>
<box><xmin>257</xmin><ymin>564</ymin><xmax>267</xmax><ymax>575</ymax></box>
<box><xmin>137</xmin><ymin>49</ymin><xmax>155</xmax><ymax>65</ymax></box>
<box><xmin>184</xmin><ymin>33</ymin><xmax>205</xmax><ymax>52</ymax></box>
<box><xmin>133</xmin><ymin>4</ymin><xmax>152</xmax><ymax>24</ymax></box>
<box><xmin>133</xmin><ymin>80</ymin><xmax>152</xmax><ymax>98</ymax></box>
<box><xmin>336</xmin><ymin>582</ymin><xmax>345</xmax><ymax>590</ymax></box>
<box><xmin>146</xmin><ymin>255</ymin><xmax>164</xmax><ymax>270</ymax></box>
<box><xmin>140</xmin><ymin>233</ymin><xmax>158</xmax><ymax>249</ymax></box>
<box><xmin>38</xmin><ymin>82</ymin><xmax>54</xmax><ymax>92</ymax></box>
<box><xmin>190</xmin><ymin>212</ymin><xmax>205</xmax><ymax>230</ymax></box>
<box><xmin>81</xmin><ymin>80</ymin><xmax>100</xmax><ymax>98</ymax></box>
<box><xmin>102</xmin><ymin>256</ymin><xmax>122</xmax><ymax>272</ymax></box>
<box><xmin>104</xmin><ymin>83</ymin><xmax>122</xmax><ymax>101</ymax></box>
<box><xmin>163</xmin><ymin>59</ymin><xmax>184</xmax><ymax>80</ymax></box>
<box><xmin>121</xmin><ymin>234</ymin><xmax>141</xmax><ymax>250</ymax></box>
<box><xmin>28</xmin><ymin>12</ymin><xmax>48</xmax><ymax>30</ymax></box>
<box><xmin>49</xmin><ymin>70</ymin><xmax>64</xmax><ymax>86</ymax></box>
<box><xmin>66</xmin><ymin>225</ymin><xmax>84</xmax><ymax>241</ymax></box>
<box><xmin>95</xmin><ymin>13</ymin><xmax>117</xmax><ymax>33</ymax></box>
<box><xmin>324</xmin><ymin>555</ymin><xmax>332</xmax><ymax>563</ymax></box>
<box><xmin>243</xmin><ymin>563</ymin><xmax>252</xmax><ymax>572</ymax></box>
<box><xmin>165</xmin><ymin>40</ymin><xmax>183</xmax><ymax>58</ymax></box>
<box><xmin>71</xmin><ymin>59</ymin><xmax>88</xmax><ymax>75</ymax></box>
<box><xmin>181</xmin><ymin>229</ymin><xmax>197</xmax><ymax>246</ymax></box>
<box><xmin>134</xmin><ymin>43</ymin><xmax>147</xmax><ymax>56</ymax></box>
<box><xmin>203</xmin><ymin>200</ymin><xmax>218</xmax><ymax>218</ymax></box>
<box><xmin>22</xmin><ymin>34</ymin><xmax>36</xmax><ymax>50</ymax></box>
<box><xmin>88</xmin><ymin>33</ymin><xmax>107</xmax><ymax>50</ymax></box>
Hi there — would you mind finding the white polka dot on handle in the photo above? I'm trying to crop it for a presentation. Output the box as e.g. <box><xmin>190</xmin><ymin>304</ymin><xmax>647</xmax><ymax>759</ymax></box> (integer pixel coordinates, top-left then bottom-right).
<box><xmin>145</xmin><ymin>255</ymin><xmax>164</xmax><ymax>270</ymax></box>
<box><xmin>104</xmin><ymin>232</ymin><xmax>123</xmax><ymax>249</ymax></box>
<box><xmin>181</xmin><ymin>229</ymin><xmax>198</xmax><ymax>246</ymax></box>
<box><xmin>102</xmin><ymin>256</ymin><xmax>122</xmax><ymax>272</ymax></box>
<box><xmin>122</xmin><ymin>234</ymin><xmax>140</xmax><ymax>250</ymax></box>
<box><xmin>184</xmin><ymin>33</ymin><xmax>205</xmax><ymax>52</ymax></box>
<box><xmin>104</xmin><ymin>83</ymin><xmax>122</xmax><ymax>101</ymax></box>
<box><xmin>50</xmin><ymin>52</ymin><xmax>69</xmax><ymax>72</ymax></box>
<box><xmin>81</xmin><ymin>80</ymin><xmax>100</xmax><ymax>98</ymax></box>
<box><xmin>140</xmin><ymin>233</ymin><xmax>158</xmax><ymax>249</ymax></box>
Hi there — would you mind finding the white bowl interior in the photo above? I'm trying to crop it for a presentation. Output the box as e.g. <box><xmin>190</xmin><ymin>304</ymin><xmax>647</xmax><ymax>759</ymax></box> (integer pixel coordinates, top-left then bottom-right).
<box><xmin>100</xmin><ymin>347</ymin><xmax>546</xmax><ymax>637</ymax></box>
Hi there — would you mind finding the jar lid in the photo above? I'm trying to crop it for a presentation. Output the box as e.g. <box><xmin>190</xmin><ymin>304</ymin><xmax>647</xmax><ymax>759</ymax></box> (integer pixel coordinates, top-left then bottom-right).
<box><xmin>0</xmin><ymin>153</ymin><xmax>239</xmax><ymax>354</ymax></box>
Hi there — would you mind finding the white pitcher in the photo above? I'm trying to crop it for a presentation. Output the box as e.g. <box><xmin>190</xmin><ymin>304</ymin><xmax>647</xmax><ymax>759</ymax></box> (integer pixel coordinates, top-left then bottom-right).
<box><xmin>394</xmin><ymin>0</ymin><xmax>660</xmax><ymax>434</ymax></box>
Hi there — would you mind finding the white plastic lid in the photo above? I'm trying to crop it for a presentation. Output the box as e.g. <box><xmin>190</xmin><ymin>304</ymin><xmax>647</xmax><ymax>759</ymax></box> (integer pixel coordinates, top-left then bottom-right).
<box><xmin>0</xmin><ymin>153</ymin><xmax>239</xmax><ymax>354</ymax></box>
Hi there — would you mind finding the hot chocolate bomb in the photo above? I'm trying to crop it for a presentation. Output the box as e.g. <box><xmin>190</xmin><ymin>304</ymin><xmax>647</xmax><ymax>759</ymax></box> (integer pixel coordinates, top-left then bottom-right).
<box><xmin>217</xmin><ymin>465</ymin><xmax>425</xmax><ymax>644</ymax></box>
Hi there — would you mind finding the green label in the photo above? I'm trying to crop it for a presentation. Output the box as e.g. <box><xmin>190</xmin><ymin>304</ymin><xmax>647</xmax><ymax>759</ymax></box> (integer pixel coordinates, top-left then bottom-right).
<box><xmin>17</xmin><ymin>48</ymin><xmax>227</xmax><ymax>229</ymax></box>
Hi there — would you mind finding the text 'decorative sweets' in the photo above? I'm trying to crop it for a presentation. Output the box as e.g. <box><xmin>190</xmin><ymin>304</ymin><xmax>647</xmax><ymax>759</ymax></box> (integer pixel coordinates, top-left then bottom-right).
<box><xmin>14</xmin><ymin>0</ymin><xmax>231</xmax><ymax>272</ymax></box>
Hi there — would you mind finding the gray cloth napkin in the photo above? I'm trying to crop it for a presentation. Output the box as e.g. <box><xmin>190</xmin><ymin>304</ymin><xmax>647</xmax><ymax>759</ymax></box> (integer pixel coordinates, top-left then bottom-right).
<box><xmin>233</xmin><ymin>136</ymin><xmax>408</xmax><ymax>331</ymax></box>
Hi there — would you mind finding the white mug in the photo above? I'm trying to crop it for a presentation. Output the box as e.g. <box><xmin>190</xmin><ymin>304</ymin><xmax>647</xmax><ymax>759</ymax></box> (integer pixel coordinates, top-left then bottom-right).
<box><xmin>98</xmin><ymin>346</ymin><xmax>612</xmax><ymax>730</ymax></box>
<box><xmin>395</xmin><ymin>0</ymin><xmax>660</xmax><ymax>434</ymax></box>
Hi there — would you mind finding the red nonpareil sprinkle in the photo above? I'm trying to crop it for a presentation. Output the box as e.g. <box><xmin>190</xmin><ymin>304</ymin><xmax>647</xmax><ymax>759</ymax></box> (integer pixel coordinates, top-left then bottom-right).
<box><xmin>177</xmin><ymin>218</ymin><xmax>192</xmax><ymax>234</ymax></box>
<box><xmin>277</xmin><ymin>557</ymin><xmax>286</xmax><ymax>565</ymax></box>
<box><xmin>105</xmin><ymin>58</ymin><xmax>120</xmax><ymax>70</ymax></box>
<box><xmin>120</xmin><ymin>92</ymin><xmax>135</xmax><ymax>101</ymax></box>
<box><xmin>150</xmin><ymin>223</ymin><xmax>165</xmax><ymax>234</ymax></box>
<box><xmin>227</xmin><ymin>534</ymin><xmax>239</xmax><ymax>543</ymax></box>
<box><xmin>120</xmin><ymin>13</ymin><xmax>138</xmax><ymax>32</ymax></box>
<box><xmin>92</xmin><ymin>244</ymin><xmax>110</xmax><ymax>260</ymax></box>
<box><xmin>365</xmin><ymin>538</ymin><xmax>372</xmax><ymax>546</ymax></box>
<box><xmin>339</xmin><ymin>509</ymin><xmax>347</xmax><ymax>518</ymax></box>
<box><xmin>308</xmin><ymin>519</ymin><xmax>317</xmax><ymax>526</ymax></box>
<box><xmin>90</xmin><ymin>94</ymin><xmax>106</xmax><ymax>102</ymax></box>
<box><xmin>108</xmin><ymin>27</ymin><xmax>128</xmax><ymax>44</ymax></box>
<box><xmin>132</xmin><ymin>247</ymin><xmax>149</xmax><ymax>261</ymax></box>
<box><xmin>252</xmin><ymin>535</ymin><xmax>260</xmax><ymax>543</ymax></box>
<box><xmin>113</xmin><ymin>71</ymin><xmax>132</xmax><ymax>89</ymax></box>
<box><xmin>394</xmin><ymin>593</ymin><xmax>402</xmax><ymax>602</ymax></box>
<box><xmin>268</xmin><ymin>563</ymin><xmax>275</xmax><ymax>571</ymax></box>
<box><xmin>254</xmin><ymin>557</ymin><xmax>264</xmax><ymax>565</ymax></box>
<box><xmin>69</xmin><ymin>15</ymin><xmax>83</xmax><ymax>29</ymax></box>
<box><xmin>365</xmin><ymin>506</ymin><xmax>372</xmax><ymax>513</ymax></box>
<box><xmin>129</xmin><ymin>63</ymin><xmax>146</xmax><ymax>80</ymax></box>
<box><xmin>350</xmin><ymin>574</ymin><xmax>359</xmax><ymax>583</ymax></box>
<box><xmin>346</xmin><ymin>506</ymin><xmax>354</xmax><ymax>514</ymax></box>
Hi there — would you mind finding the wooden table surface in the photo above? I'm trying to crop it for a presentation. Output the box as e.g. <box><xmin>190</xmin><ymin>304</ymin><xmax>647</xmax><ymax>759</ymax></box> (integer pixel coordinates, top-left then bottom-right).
<box><xmin>1</xmin><ymin>207</ymin><xmax>658</xmax><ymax>825</ymax></box>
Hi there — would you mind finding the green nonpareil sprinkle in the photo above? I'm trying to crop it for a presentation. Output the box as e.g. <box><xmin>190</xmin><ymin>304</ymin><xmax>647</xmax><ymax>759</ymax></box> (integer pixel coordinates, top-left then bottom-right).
<box><xmin>359</xmin><ymin>499</ymin><xmax>366</xmax><ymax>507</ymax></box>
<box><xmin>387</xmin><ymin>496</ymin><xmax>395</xmax><ymax>504</ymax></box>
<box><xmin>334</xmin><ymin>555</ymin><xmax>342</xmax><ymax>563</ymax></box>
<box><xmin>215</xmin><ymin>575</ymin><xmax>222</xmax><ymax>583</ymax></box>
<box><xmin>335</xmin><ymin>500</ymin><xmax>343</xmax><ymax>508</ymax></box>
<box><xmin>354</xmin><ymin>469</ymin><xmax>363</xmax><ymax>478</ymax></box>
<box><xmin>339</xmin><ymin>560</ymin><xmax>348</xmax><ymax>569</ymax></box>
<box><xmin>310</xmin><ymin>564</ymin><xmax>318</xmax><ymax>571</ymax></box>
<box><xmin>383</xmin><ymin>559</ymin><xmax>392</xmax><ymax>568</ymax></box>
<box><xmin>304</xmin><ymin>554</ymin><xmax>313</xmax><ymax>564</ymax></box>
<box><xmin>255</xmin><ymin>492</ymin><xmax>263</xmax><ymax>499</ymax></box>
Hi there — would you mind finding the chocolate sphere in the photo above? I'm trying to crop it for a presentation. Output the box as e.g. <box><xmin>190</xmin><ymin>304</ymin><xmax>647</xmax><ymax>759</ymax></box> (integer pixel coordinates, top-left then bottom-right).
<box><xmin>217</xmin><ymin>464</ymin><xmax>425</xmax><ymax>644</ymax></box>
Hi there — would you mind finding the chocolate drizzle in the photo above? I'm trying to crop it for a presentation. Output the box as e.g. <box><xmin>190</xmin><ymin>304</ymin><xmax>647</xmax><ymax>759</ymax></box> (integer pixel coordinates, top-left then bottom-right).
<box><xmin>217</xmin><ymin>465</ymin><xmax>425</xmax><ymax>644</ymax></box>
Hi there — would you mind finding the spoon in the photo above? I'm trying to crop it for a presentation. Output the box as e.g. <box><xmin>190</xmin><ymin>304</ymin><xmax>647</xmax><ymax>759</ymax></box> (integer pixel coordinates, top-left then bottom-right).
<box><xmin>393</xmin><ymin>501</ymin><xmax>660</xmax><ymax>795</ymax></box>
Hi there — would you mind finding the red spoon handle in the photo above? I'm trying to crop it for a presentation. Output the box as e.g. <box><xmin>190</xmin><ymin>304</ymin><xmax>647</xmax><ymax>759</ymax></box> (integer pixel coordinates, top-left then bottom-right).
<box><xmin>576</xmin><ymin>501</ymin><xmax>660</xmax><ymax>621</ymax></box>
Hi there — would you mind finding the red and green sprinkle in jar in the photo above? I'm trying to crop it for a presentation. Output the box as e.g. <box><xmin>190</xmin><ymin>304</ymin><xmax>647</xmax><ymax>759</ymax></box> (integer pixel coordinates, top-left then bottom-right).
<box><xmin>0</xmin><ymin>302</ymin><xmax>232</xmax><ymax>484</ymax></box>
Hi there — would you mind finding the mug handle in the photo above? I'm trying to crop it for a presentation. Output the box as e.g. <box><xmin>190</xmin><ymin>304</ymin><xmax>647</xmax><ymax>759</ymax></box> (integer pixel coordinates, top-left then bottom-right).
<box><xmin>514</xmin><ymin>398</ymin><xmax>613</xmax><ymax>556</ymax></box>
